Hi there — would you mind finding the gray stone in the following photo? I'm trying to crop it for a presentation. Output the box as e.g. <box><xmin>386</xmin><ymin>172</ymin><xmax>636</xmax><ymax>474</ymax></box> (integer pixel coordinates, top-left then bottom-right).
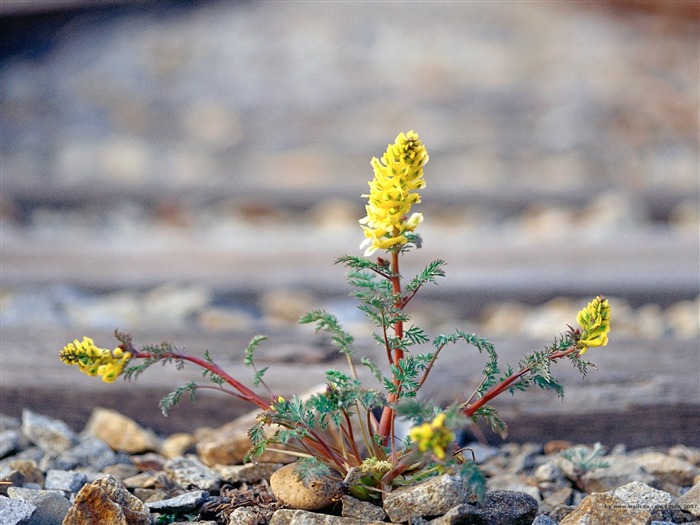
<box><xmin>269</xmin><ymin>509</ymin><xmax>384</xmax><ymax>525</ymax></box>
<box><xmin>613</xmin><ymin>481</ymin><xmax>675</xmax><ymax>522</ymax></box>
<box><xmin>0</xmin><ymin>430</ymin><xmax>21</xmax><ymax>459</ymax></box>
<box><xmin>532</xmin><ymin>515</ymin><xmax>558</xmax><ymax>525</ymax></box>
<box><xmin>633</xmin><ymin>452</ymin><xmax>700</xmax><ymax>487</ymax></box>
<box><xmin>228</xmin><ymin>506</ymin><xmax>261</xmax><ymax>525</ymax></box>
<box><xmin>145</xmin><ymin>490</ymin><xmax>210</xmax><ymax>512</ymax></box>
<box><xmin>21</xmin><ymin>410</ymin><xmax>77</xmax><ymax>456</ymax></box>
<box><xmin>0</xmin><ymin>495</ymin><xmax>36</xmax><ymax>525</ymax></box>
<box><xmin>164</xmin><ymin>456</ymin><xmax>220</xmax><ymax>492</ymax></box>
<box><xmin>383</xmin><ymin>472</ymin><xmax>478</xmax><ymax>522</ymax></box>
<box><xmin>580</xmin><ymin>455</ymin><xmax>658</xmax><ymax>493</ymax></box>
<box><xmin>54</xmin><ymin>436</ymin><xmax>118</xmax><ymax>471</ymax></box>
<box><xmin>340</xmin><ymin>495</ymin><xmax>386</xmax><ymax>521</ymax></box>
<box><xmin>44</xmin><ymin>469</ymin><xmax>87</xmax><ymax>493</ymax></box>
<box><xmin>6</xmin><ymin>488</ymin><xmax>71</xmax><ymax>525</ymax></box>
<box><xmin>672</xmin><ymin>482</ymin><xmax>700</xmax><ymax>519</ymax></box>
<box><xmin>480</xmin><ymin>491</ymin><xmax>539</xmax><ymax>525</ymax></box>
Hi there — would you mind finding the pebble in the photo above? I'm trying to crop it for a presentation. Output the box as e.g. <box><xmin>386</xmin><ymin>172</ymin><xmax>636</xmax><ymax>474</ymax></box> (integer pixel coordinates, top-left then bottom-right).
<box><xmin>1</xmin><ymin>408</ymin><xmax>700</xmax><ymax>523</ymax></box>
<box><xmin>21</xmin><ymin>409</ymin><xmax>78</xmax><ymax>456</ymax></box>
<box><xmin>269</xmin><ymin>462</ymin><xmax>345</xmax><ymax>511</ymax></box>
<box><xmin>84</xmin><ymin>407</ymin><xmax>161</xmax><ymax>454</ymax></box>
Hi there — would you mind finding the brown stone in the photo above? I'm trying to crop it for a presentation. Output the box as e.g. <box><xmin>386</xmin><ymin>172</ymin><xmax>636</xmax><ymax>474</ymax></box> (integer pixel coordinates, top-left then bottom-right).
<box><xmin>559</xmin><ymin>492</ymin><xmax>651</xmax><ymax>525</ymax></box>
<box><xmin>269</xmin><ymin>463</ymin><xmax>345</xmax><ymax>511</ymax></box>
<box><xmin>62</xmin><ymin>476</ymin><xmax>150</xmax><ymax>525</ymax></box>
<box><xmin>84</xmin><ymin>408</ymin><xmax>160</xmax><ymax>454</ymax></box>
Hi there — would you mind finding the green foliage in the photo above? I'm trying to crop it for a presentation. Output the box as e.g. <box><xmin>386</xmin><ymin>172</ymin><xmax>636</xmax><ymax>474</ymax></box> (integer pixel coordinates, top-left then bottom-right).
<box><xmin>294</xmin><ymin>456</ymin><xmax>333</xmax><ymax>486</ymax></box>
<box><xmin>300</xmin><ymin>310</ymin><xmax>354</xmax><ymax>356</ymax></box>
<box><xmin>159</xmin><ymin>382</ymin><xmax>198</xmax><ymax>416</ymax></box>
<box><xmin>560</xmin><ymin>442</ymin><xmax>609</xmax><ymax>474</ymax></box>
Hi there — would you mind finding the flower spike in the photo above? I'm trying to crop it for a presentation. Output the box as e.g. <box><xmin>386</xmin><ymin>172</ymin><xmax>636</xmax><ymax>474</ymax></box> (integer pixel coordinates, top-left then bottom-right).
<box><xmin>359</xmin><ymin>131</ymin><xmax>429</xmax><ymax>256</ymax></box>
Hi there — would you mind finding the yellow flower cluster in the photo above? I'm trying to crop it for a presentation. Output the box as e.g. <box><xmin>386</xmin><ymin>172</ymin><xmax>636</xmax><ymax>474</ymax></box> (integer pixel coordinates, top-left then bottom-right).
<box><xmin>408</xmin><ymin>412</ymin><xmax>454</xmax><ymax>460</ymax></box>
<box><xmin>59</xmin><ymin>337</ymin><xmax>132</xmax><ymax>383</ymax></box>
<box><xmin>576</xmin><ymin>296</ymin><xmax>611</xmax><ymax>355</ymax></box>
<box><xmin>359</xmin><ymin>131</ymin><xmax>429</xmax><ymax>256</ymax></box>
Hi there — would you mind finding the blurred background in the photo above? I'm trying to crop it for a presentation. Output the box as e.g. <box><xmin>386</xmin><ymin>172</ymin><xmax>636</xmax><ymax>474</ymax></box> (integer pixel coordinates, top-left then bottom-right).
<box><xmin>1</xmin><ymin>0</ymin><xmax>698</xmax><ymax>447</ymax></box>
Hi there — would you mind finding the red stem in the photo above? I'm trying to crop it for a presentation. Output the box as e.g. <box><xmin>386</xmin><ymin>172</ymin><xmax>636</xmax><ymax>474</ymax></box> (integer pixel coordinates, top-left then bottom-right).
<box><xmin>377</xmin><ymin>248</ymin><xmax>405</xmax><ymax>443</ymax></box>
<box><xmin>463</xmin><ymin>346</ymin><xmax>577</xmax><ymax>418</ymax></box>
<box><xmin>132</xmin><ymin>350</ymin><xmax>270</xmax><ymax>410</ymax></box>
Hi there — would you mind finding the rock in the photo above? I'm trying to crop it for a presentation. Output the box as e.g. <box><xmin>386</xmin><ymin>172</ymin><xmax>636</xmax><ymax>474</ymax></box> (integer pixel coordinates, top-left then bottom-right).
<box><xmin>579</xmin><ymin>455</ymin><xmax>658</xmax><ymax>493</ymax></box>
<box><xmin>269</xmin><ymin>508</ymin><xmax>382</xmax><ymax>525</ymax></box>
<box><xmin>215</xmin><ymin>463</ymin><xmax>283</xmax><ymax>484</ymax></box>
<box><xmin>532</xmin><ymin>515</ymin><xmax>559</xmax><ymax>525</ymax></box>
<box><xmin>84</xmin><ymin>408</ymin><xmax>161</xmax><ymax>454</ymax></box>
<box><xmin>382</xmin><ymin>472</ymin><xmax>478</xmax><ymax>522</ymax></box>
<box><xmin>62</xmin><ymin>475</ymin><xmax>150</xmax><ymax>525</ymax></box>
<box><xmin>544</xmin><ymin>440</ymin><xmax>574</xmax><ymax>455</ymax></box>
<box><xmin>21</xmin><ymin>410</ymin><xmax>78</xmax><ymax>455</ymax></box>
<box><xmin>6</xmin><ymin>487</ymin><xmax>71</xmax><ymax>525</ymax></box>
<box><xmin>481</xmin><ymin>491</ymin><xmax>540</xmax><ymax>525</ymax></box>
<box><xmin>0</xmin><ymin>430</ymin><xmax>21</xmax><ymax>458</ymax></box>
<box><xmin>340</xmin><ymin>495</ymin><xmax>386</xmax><ymax>521</ymax></box>
<box><xmin>145</xmin><ymin>489</ymin><xmax>210</xmax><ymax>512</ymax></box>
<box><xmin>260</xmin><ymin>289</ymin><xmax>316</xmax><ymax>325</ymax></box>
<box><xmin>0</xmin><ymin>495</ymin><xmax>36</xmax><ymax>525</ymax></box>
<box><xmin>633</xmin><ymin>451</ymin><xmax>700</xmax><ymax>487</ymax></box>
<box><xmin>613</xmin><ymin>481</ymin><xmax>676</xmax><ymax>522</ymax></box>
<box><xmin>163</xmin><ymin>456</ymin><xmax>220</xmax><ymax>492</ymax></box>
<box><xmin>3</xmin><ymin>459</ymin><xmax>44</xmax><ymax>486</ymax></box>
<box><xmin>667</xmin><ymin>444</ymin><xmax>700</xmax><ymax>467</ymax></box>
<box><xmin>44</xmin><ymin>469</ymin><xmax>87</xmax><ymax>492</ymax></box>
<box><xmin>54</xmin><ymin>436</ymin><xmax>118</xmax><ymax>471</ymax></box>
<box><xmin>228</xmin><ymin>506</ymin><xmax>259</xmax><ymax>525</ymax></box>
<box><xmin>269</xmin><ymin>463</ymin><xmax>345</xmax><ymax>511</ymax></box>
<box><xmin>429</xmin><ymin>491</ymin><xmax>537</xmax><ymax>525</ymax></box>
<box><xmin>196</xmin><ymin>418</ymin><xmax>288</xmax><ymax>467</ymax></box>
<box><xmin>672</xmin><ymin>482</ymin><xmax>700</xmax><ymax>519</ymax></box>
<box><xmin>486</xmin><ymin>473</ymin><xmax>541</xmax><ymax>502</ymax></box>
<box><xmin>559</xmin><ymin>492</ymin><xmax>651</xmax><ymax>525</ymax></box>
<box><xmin>161</xmin><ymin>433</ymin><xmax>195</xmax><ymax>459</ymax></box>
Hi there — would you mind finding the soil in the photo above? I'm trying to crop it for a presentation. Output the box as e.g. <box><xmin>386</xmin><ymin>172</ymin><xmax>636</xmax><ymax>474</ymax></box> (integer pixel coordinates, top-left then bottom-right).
<box><xmin>3</xmin><ymin>385</ymin><xmax>699</xmax><ymax>450</ymax></box>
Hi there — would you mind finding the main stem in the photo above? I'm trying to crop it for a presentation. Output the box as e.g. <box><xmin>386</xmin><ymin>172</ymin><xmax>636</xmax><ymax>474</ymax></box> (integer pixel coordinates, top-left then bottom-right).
<box><xmin>377</xmin><ymin>249</ymin><xmax>404</xmax><ymax>444</ymax></box>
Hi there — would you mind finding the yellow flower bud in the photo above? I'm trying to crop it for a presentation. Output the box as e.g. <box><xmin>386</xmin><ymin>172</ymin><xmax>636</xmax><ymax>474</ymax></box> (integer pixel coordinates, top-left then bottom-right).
<box><xmin>407</xmin><ymin>412</ymin><xmax>454</xmax><ymax>460</ymax></box>
<box><xmin>577</xmin><ymin>296</ymin><xmax>611</xmax><ymax>355</ymax></box>
<box><xmin>359</xmin><ymin>131</ymin><xmax>429</xmax><ymax>256</ymax></box>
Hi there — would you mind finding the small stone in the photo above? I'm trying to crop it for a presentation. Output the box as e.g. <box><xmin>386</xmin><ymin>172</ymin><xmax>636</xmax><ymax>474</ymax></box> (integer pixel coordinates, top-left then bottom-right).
<box><xmin>0</xmin><ymin>430</ymin><xmax>20</xmax><ymax>459</ymax></box>
<box><xmin>21</xmin><ymin>410</ymin><xmax>78</xmax><ymax>455</ymax></box>
<box><xmin>62</xmin><ymin>475</ymin><xmax>150</xmax><ymax>525</ymax></box>
<box><xmin>480</xmin><ymin>491</ymin><xmax>539</xmax><ymax>525</ymax></box>
<box><xmin>4</xmin><ymin>459</ymin><xmax>44</xmax><ymax>485</ymax></box>
<box><xmin>145</xmin><ymin>489</ymin><xmax>210</xmax><ymax>512</ymax></box>
<box><xmin>532</xmin><ymin>515</ymin><xmax>558</xmax><ymax>525</ymax></box>
<box><xmin>579</xmin><ymin>455</ymin><xmax>658</xmax><ymax>493</ymax></box>
<box><xmin>101</xmin><ymin>463</ymin><xmax>140</xmax><ymax>481</ymax></box>
<box><xmin>633</xmin><ymin>451</ymin><xmax>700</xmax><ymax>487</ymax></box>
<box><xmin>383</xmin><ymin>472</ymin><xmax>478</xmax><ymax>522</ymax></box>
<box><xmin>613</xmin><ymin>481</ymin><xmax>676</xmax><ymax>522</ymax></box>
<box><xmin>216</xmin><ymin>463</ymin><xmax>283</xmax><ymax>484</ymax></box>
<box><xmin>544</xmin><ymin>440</ymin><xmax>574</xmax><ymax>455</ymax></box>
<box><xmin>0</xmin><ymin>495</ymin><xmax>36</xmax><ymax>525</ymax></box>
<box><xmin>84</xmin><ymin>408</ymin><xmax>161</xmax><ymax>454</ymax></box>
<box><xmin>672</xmin><ymin>482</ymin><xmax>700</xmax><ymax>519</ymax></box>
<box><xmin>269</xmin><ymin>463</ymin><xmax>345</xmax><ymax>511</ymax></box>
<box><xmin>54</xmin><ymin>435</ymin><xmax>118</xmax><ymax>471</ymax></box>
<box><xmin>269</xmin><ymin>508</ymin><xmax>381</xmax><ymax>525</ymax></box>
<box><xmin>161</xmin><ymin>433</ymin><xmax>195</xmax><ymax>459</ymax></box>
<box><xmin>164</xmin><ymin>456</ymin><xmax>220</xmax><ymax>492</ymax></box>
<box><xmin>559</xmin><ymin>492</ymin><xmax>651</xmax><ymax>525</ymax></box>
<box><xmin>228</xmin><ymin>506</ymin><xmax>261</xmax><ymax>525</ymax></box>
<box><xmin>44</xmin><ymin>469</ymin><xmax>87</xmax><ymax>493</ymax></box>
<box><xmin>6</xmin><ymin>487</ymin><xmax>71</xmax><ymax>525</ymax></box>
<box><xmin>340</xmin><ymin>495</ymin><xmax>386</xmax><ymax>521</ymax></box>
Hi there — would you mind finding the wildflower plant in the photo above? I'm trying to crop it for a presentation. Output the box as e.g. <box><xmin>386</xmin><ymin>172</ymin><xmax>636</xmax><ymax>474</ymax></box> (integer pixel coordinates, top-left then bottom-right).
<box><xmin>59</xmin><ymin>131</ymin><xmax>611</xmax><ymax>501</ymax></box>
